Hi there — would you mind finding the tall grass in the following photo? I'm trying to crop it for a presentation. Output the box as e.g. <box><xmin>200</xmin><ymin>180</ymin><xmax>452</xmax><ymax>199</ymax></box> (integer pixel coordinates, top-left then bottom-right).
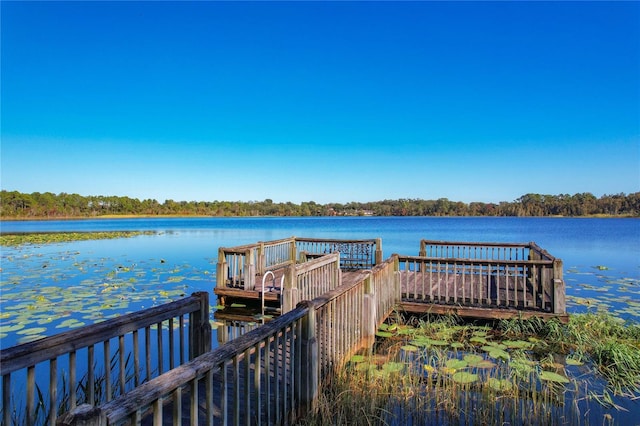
<box><xmin>300</xmin><ymin>312</ymin><xmax>638</xmax><ymax>426</ymax></box>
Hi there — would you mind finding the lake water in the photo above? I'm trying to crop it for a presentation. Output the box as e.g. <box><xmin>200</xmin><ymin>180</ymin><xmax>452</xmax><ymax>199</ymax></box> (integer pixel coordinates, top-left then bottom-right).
<box><xmin>1</xmin><ymin>217</ymin><xmax>639</xmax><ymax>423</ymax></box>
<box><xmin>1</xmin><ymin>217</ymin><xmax>638</xmax><ymax>349</ymax></box>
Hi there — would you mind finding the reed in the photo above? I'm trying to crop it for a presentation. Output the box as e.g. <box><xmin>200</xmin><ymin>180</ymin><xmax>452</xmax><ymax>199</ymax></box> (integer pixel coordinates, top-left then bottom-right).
<box><xmin>301</xmin><ymin>312</ymin><xmax>638</xmax><ymax>426</ymax></box>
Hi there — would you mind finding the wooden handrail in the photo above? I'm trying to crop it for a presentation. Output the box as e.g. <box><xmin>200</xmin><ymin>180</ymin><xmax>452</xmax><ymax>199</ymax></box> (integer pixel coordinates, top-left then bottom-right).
<box><xmin>98</xmin><ymin>304</ymin><xmax>310</xmax><ymax>423</ymax></box>
<box><xmin>397</xmin><ymin>253</ymin><xmax>564</xmax><ymax>314</ymax></box>
<box><xmin>61</xmin><ymin>262</ymin><xmax>402</xmax><ymax>425</ymax></box>
<box><xmin>400</xmin><ymin>254</ymin><xmax>555</xmax><ymax>266</ymax></box>
<box><xmin>1</xmin><ymin>293</ymin><xmax>211</xmax><ymax>426</ymax></box>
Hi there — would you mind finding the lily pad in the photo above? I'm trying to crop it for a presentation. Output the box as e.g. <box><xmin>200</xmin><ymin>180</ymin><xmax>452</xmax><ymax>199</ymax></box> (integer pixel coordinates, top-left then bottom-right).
<box><xmin>17</xmin><ymin>327</ymin><xmax>47</xmax><ymax>335</ymax></box>
<box><xmin>487</xmin><ymin>378</ymin><xmax>514</xmax><ymax>392</ymax></box>
<box><xmin>350</xmin><ymin>355</ymin><xmax>367</xmax><ymax>363</ymax></box>
<box><xmin>382</xmin><ymin>362</ymin><xmax>404</xmax><ymax>373</ymax></box>
<box><xmin>18</xmin><ymin>334</ymin><xmax>46</xmax><ymax>344</ymax></box>
<box><xmin>452</xmin><ymin>371</ymin><xmax>478</xmax><ymax>384</ymax></box>
<box><xmin>539</xmin><ymin>370</ymin><xmax>570</xmax><ymax>383</ymax></box>
<box><xmin>565</xmin><ymin>357</ymin><xmax>584</xmax><ymax>366</ymax></box>
<box><xmin>445</xmin><ymin>359</ymin><xmax>468</xmax><ymax>370</ymax></box>
<box><xmin>503</xmin><ymin>340</ymin><xmax>533</xmax><ymax>350</ymax></box>
<box><xmin>401</xmin><ymin>345</ymin><xmax>419</xmax><ymax>352</ymax></box>
<box><xmin>463</xmin><ymin>354</ymin><xmax>484</xmax><ymax>366</ymax></box>
<box><xmin>482</xmin><ymin>346</ymin><xmax>510</xmax><ymax>361</ymax></box>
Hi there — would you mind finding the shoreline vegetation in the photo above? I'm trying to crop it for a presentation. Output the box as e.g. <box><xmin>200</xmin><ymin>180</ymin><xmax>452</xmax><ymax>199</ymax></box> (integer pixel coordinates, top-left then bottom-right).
<box><xmin>301</xmin><ymin>313</ymin><xmax>640</xmax><ymax>425</ymax></box>
<box><xmin>1</xmin><ymin>190</ymin><xmax>639</xmax><ymax>219</ymax></box>
<box><xmin>1</xmin><ymin>213</ymin><xmax>636</xmax><ymax>222</ymax></box>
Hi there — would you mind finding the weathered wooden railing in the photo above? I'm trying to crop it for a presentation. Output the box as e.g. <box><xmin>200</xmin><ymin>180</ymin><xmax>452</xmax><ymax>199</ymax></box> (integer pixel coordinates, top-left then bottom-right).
<box><xmin>61</xmin><ymin>261</ymin><xmax>399</xmax><ymax>425</ymax></box>
<box><xmin>404</xmin><ymin>240</ymin><xmax>565</xmax><ymax>316</ymax></box>
<box><xmin>419</xmin><ymin>239</ymin><xmax>556</xmax><ymax>262</ymax></box>
<box><xmin>216</xmin><ymin>237</ymin><xmax>382</xmax><ymax>292</ymax></box>
<box><xmin>0</xmin><ymin>292</ymin><xmax>211</xmax><ymax>426</ymax></box>
<box><xmin>281</xmin><ymin>253</ymin><xmax>341</xmax><ymax>313</ymax></box>
<box><xmin>216</xmin><ymin>242</ymin><xmax>260</xmax><ymax>291</ymax></box>
<box><xmin>295</xmin><ymin>238</ymin><xmax>383</xmax><ymax>271</ymax></box>
<box><xmin>215</xmin><ymin>238</ymin><xmax>299</xmax><ymax>292</ymax></box>
<box><xmin>367</xmin><ymin>256</ymin><xmax>401</xmax><ymax>331</ymax></box>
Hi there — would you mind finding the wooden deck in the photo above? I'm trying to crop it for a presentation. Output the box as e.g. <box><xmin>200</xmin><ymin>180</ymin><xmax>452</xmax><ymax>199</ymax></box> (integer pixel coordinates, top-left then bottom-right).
<box><xmin>214</xmin><ymin>268</ymin><xmax>286</xmax><ymax>305</ymax></box>
<box><xmin>47</xmin><ymin>237</ymin><xmax>566</xmax><ymax>425</ymax></box>
<box><xmin>399</xmin><ymin>269</ymin><xmax>556</xmax><ymax>317</ymax></box>
<box><xmin>215</xmin><ymin>261</ymin><xmax>566</xmax><ymax>323</ymax></box>
<box><xmin>214</xmin><ymin>269</ymin><xmax>370</xmax><ymax>310</ymax></box>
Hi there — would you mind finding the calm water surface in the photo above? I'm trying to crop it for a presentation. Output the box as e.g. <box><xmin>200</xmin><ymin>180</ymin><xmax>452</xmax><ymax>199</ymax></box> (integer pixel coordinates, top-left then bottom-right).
<box><xmin>1</xmin><ymin>217</ymin><xmax>639</xmax><ymax>423</ymax></box>
<box><xmin>1</xmin><ymin>217</ymin><xmax>638</xmax><ymax>347</ymax></box>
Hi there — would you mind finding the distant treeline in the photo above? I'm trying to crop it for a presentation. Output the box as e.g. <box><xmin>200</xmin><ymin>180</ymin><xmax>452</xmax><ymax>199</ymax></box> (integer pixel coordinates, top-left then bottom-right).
<box><xmin>1</xmin><ymin>190</ymin><xmax>639</xmax><ymax>219</ymax></box>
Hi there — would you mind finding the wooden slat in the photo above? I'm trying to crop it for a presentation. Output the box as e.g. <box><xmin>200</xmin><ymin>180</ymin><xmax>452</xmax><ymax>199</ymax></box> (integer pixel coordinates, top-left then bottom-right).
<box><xmin>0</xmin><ymin>295</ymin><xmax>201</xmax><ymax>375</ymax></box>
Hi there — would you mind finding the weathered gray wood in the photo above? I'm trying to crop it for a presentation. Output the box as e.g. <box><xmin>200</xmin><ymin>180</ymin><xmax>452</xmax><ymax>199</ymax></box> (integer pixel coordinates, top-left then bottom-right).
<box><xmin>3</xmin><ymin>374</ymin><xmax>10</xmax><ymax>426</ymax></box>
<box><xmin>11</xmin><ymin>237</ymin><xmax>565</xmax><ymax>426</ymax></box>
<box><xmin>400</xmin><ymin>301</ymin><xmax>569</xmax><ymax>323</ymax></box>
<box><xmin>56</xmin><ymin>404</ymin><xmax>104</xmax><ymax>426</ymax></box>
<box><xmin>98</xmin><ymin>305</ymin><xmax>309</xmax><ymax>422</ymax></box>
<box><xmin>0</xmin><ymin>295</ymin><xmax>201</xmax><ymax>374</ymax></box>
<box><xmin>50</xmin><ymin>358</ymin><xmax>58</xmax><ymax>424</ymax></box>
<box><xmin>1</xmin><ymin>293</ymin><xmax>210</xmax><ymax>426</ymax></box>
<box><xmin>26</xmin><ymin>365</ymin><xmax>35</xmax><ymax>425</ymax></box>
<box><xmin>554</xmin><ymin>278</ymin><xmax>566</xmax><ymax>314</ymax></box>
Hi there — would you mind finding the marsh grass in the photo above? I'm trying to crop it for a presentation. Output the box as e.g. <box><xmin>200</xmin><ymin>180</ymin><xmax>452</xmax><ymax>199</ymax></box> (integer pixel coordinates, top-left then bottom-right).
<box><xmin>301</xmin><ymin>312</ymin><xmax>638</xmax><ymax>425</ymax></box>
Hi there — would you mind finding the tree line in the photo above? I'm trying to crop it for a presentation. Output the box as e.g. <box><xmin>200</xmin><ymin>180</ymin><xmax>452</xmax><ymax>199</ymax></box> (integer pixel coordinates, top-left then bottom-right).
<box><xmin>1</xmin><ymin>190</ymin><xmax>638</xmax><ymax>219</ymax></box>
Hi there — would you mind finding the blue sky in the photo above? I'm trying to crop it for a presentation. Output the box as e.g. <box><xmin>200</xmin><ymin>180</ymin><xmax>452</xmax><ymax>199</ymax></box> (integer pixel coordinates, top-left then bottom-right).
<box><xmin>2</xmin><ymin>1</ymin><xmax>638</xmax><ymax>204</ymax></box>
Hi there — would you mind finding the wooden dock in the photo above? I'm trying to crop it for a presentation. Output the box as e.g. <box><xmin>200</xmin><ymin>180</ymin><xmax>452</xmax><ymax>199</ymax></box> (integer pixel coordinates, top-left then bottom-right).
<box><xmin>214</xmin><ymin>237</ymin><xmax>567</xmax><ymax>323</ymax></box>
<box><xmin>4</xmin><ymin>237</ymin><xmax>567</xmax><ymax>425</ymax></box>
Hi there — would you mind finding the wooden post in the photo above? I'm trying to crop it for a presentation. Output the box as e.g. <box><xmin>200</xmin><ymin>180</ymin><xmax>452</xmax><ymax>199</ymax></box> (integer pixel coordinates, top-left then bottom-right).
<box><xmin>419</xmin><ymin>239</ymin><xmax>426</xmax><ymax>257</ymax></box>
<box><xmin>393</xmin><ymin>255</ymin><xmax>401</xmax><ymax>301</ymax></box>
<box><xmin>290</xmin><ymin>236</ymin><xmax>298</xmax><ymax>263</ymax></box>
<box><xmin>553</xmin><ymin>259</ymin><xmax>565</xmax><ymax>314</ymax></box>
<box><xmin>282</xmin><ymin>263</ymin><xmax>298</xmax><ymax>313</ymax></box>
<box><xmin>375</xmin><ymin>238</ymin><xmax>383</xmax><ymax>265</ymax></box>
<box><xmin>362</xmin><ymin>277</ymin><xmax>377</xmax><ymax>350</ymax></box>
<box><xmin>216</xmin><ymin>249</ymin><xmax>228</xmax><ymax>290</ymax></box>
<box><xmin>298</xmin><ymin>301</ymin><xmax>318</xmax><ymax>416</ymax></box>
<box><xmin>257</xmin><ymin>242</ymin><xmax>265</xmax><ymax>275</ymax></box>
<box><xmin>244</xmin><ymin>249</ymin><xmax>255</xmax><ymax>291</ymax></box>
<box><xmin>189</xmin><ymin>292</ymin><xmax>211</xmax><ymax>359</ymax></box>
<box><xmin>56</xmin><ymin>404</ymin><xmax>105</xmax><ymax>426</ymax></box>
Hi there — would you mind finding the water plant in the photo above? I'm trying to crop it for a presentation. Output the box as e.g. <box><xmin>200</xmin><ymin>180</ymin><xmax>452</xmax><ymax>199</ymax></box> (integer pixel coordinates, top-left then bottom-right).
<box><xmin>301</xmin><ymin>312</ymin><xmax>639</xmax><ymax>425</ymax></box>
<box><xmin>0</xmin><ymin>231</ymin><xmax>156</xmax><ymax>247</ymax></box>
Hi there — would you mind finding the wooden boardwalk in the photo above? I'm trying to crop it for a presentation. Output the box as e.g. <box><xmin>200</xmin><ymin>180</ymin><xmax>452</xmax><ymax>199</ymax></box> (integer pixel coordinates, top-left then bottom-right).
<box><xmin>11</xmin><ymin>237</ymin><xmax>566</xmax><ymax>425</ymax></box>
<box><xmin>142</xmin><ymin>340</ymin><xmax>295</xmax><ymax>425</ymax></box>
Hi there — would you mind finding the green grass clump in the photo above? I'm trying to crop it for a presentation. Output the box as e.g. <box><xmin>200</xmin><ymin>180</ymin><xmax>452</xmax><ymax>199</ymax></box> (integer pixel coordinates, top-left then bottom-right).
<box><xmin>300</xmin><ymin>312</ymin><xmax>638</xmax><ymax>425</ymax></box>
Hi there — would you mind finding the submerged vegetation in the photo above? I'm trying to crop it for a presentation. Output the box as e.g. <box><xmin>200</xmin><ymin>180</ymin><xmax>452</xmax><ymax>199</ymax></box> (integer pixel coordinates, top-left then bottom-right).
<box><xmin>301</xmin><ymin>313</ymin><xmax>640</xmax><ymax>425</ymax></box>
<box><xmin>0</xmin><ymin>231</ymin><xmax>212</xmax><ymax>346</ymax></box>
<box><xmin>0</xmin><ymin>231</ymin><xmax>156</xmax><ymax>247</ymax></box>
<box><xmin>1</xmin><ymin>189</ymin><xmax>639</xmax><ymax>218</ymax></box>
